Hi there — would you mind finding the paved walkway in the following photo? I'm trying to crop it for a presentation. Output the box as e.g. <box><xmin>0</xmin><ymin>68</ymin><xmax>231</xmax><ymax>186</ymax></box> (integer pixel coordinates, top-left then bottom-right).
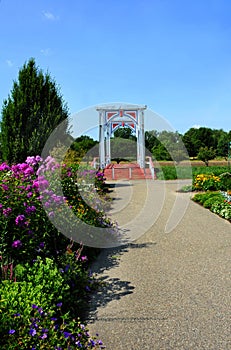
<box><xmin>88</xmin><ymin>180</ymin><xmax>231</xmax><ymax>350</ymax></box>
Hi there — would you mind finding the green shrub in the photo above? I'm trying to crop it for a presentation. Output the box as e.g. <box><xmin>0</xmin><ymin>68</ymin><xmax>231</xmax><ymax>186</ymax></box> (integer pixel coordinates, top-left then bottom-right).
<box><xmin>203</xmin><ymin>195</ymin><xmax>224</xmax><ymax>208</ymax></box>
<box><xmin>219</xmin><ymin>172</ymin><xmax>231</xmax><ymax>191</ymax></box>
<box><xmin>192</xmin><ymin>192</ymin><xmax>222</xmax><ymax>204</ymax></box>
<box><xmin>192</xmin><ymin>191</ymin><xmax>231</xmax><ymax>222</ymax></box>
<box><xmin>211</xmin><ymin>201</ymin><xmax>231</xmax><ymax>221</ymax></box>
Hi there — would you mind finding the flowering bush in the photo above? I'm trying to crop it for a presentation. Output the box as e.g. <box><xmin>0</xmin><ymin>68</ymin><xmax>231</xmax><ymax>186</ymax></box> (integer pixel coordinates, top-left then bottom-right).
<box><xmin>0</xmin><ymin>156</ymin><xmax>114</xmax><ymax>268</ymax></box>
<box><xmin>1</xmin><ymin>304</ymin><xmax>103</xmax><ymax>349</ymax></box>
<box><xmin>0</xmin><ymin>254</ymin><xmax>103</xmax><ymax>349</ymax></box>
<box><xmin>193</xmin><ymin>174</ymin><xmax>221</xmax><ymax>191</ymax></box>
<box><xmin>0</xmin><ymin>156</ymin><xmax>108</xmax><ymax>348</ymax></box>
<box><xmin>193</xmin><ymin>172</ymin><xmax>231</xmax><ymax>192</ymax></box>
<box><xmin>192</xmin><ymin>191</ymin><xmax>231</xmax><ymax>222</ymax></box>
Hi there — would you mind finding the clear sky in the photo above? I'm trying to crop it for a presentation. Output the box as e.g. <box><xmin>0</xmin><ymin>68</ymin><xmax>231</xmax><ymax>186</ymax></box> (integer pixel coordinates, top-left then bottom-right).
<box><xmin>1</xmin><ymin>0</ymin><xmax>231</xmax><ymax>136</ymax></box>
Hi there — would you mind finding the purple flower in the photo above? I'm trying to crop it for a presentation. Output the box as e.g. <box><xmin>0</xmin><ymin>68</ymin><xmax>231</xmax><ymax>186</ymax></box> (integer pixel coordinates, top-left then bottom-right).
<box><xmin>32</xmin><ymin>304</ymin><xmax>38</xmax><ymax>309</ymax></box>
<box><xmin>64</xmin><ymin>264</ymin><xmax>70</xmax><ymax>272</ymax></box>
<box><xmin>0</xmin><ymin>162</ymin><xmax>10</xmax><ymax>171</ymax></box>
<box><xmin>29</xmin><ymin>328</ymin><xmax>37</xmax><ymax>336</ymax></box>
<box><xmin>32</xmin><ymin>179</ymin><xmax>39</xmax><ymax>189</ymax></box>
<box><xmin>9</xmin><ymin>329</ymin><xmax>15</xmax><ymax>334</ymax></box>
<box><xmin>25</xmin><ymin>205</ymin><xmax>36</xmax><ymax>215</ymax></box>
<box><xmin>3</xmin><ymin>207</ymin><xmax>12</xmax><ymax>217</ymax></box>
<box><xmin>26</xmin><ymin>155</ymin><xmax>42</xmax><ymax>166</ymax></box>
<box><xmin>56</xmin><ymin>302</ymin><xmax>62</xmax><ymax>308</ymax></box>
<box><xmin>63</xmin><ymin>331</ymin><xmax>71</xmax><ymax>339</ymax></box>
<box><xmin>2</xmin><ymin>184</ymin><xmax>9</xmax><ymax>191</ymax></box>
<box><xmin>15</xmin><ymin>214</ymin><xmax>26</xmax><ymax>226</ymax></box>
<box><xmin>12</xmin><ymin>240</ymin><xmax>22</xmax><ymax>249</ymax></box>
<box><xmin>35</xmin><ymin>155</ymin><xmax>42</xmax><ymax>162</ymax></box>
<box><xmin>19</xmin><ymin>163</ymin><xmax>29</xmax><ymax>171</ymax></box>
<box><xmin>27</xmin><ymin>192</ymin><xmax>33</xmax><ymax>198</ymax></box>
<box><xmin>40</xmin><ymin>333</ymin><xmax>48</xmax><ymax>339</ymax></box>
<box><xmin>85</xmin><ymin>286</ymin><xmax>91</xmax><ymax>292</ymax></box>
<box><xmin>50</xmin><ymin>317</ymin><xmax>57</xmax><ymax>321</ymax></box>
<box><xmin>24</xmin><ymin>166</ymin><xmax>34</xmax><ymax>176</ymax></box>
<box><xmin>14</xmin><ymin>313</ymin><xmax>21</xmax><ymax>317</ymax></box>
<box><xmin>38</xmin><ymin>307</ymin><xmax>44</xmax><ymax>315</ymax></box>
<box><xmin>11</xmin><ymin>164</ymin><xmax>21</xmax><ymax>173</ymax></box>
<box><xmin>39</xmin><ymin>242</ymin><xmax>45</xmax><ymax>249</ymax></box>
<box><xmin>26</xmin><ymin>156</ymin><xmax>36</xmax><ymax>165</ymax></box>
<box><xmin>48</xmin><ymin>211</ymin><xmax>55</xmax><ymax>218</ymax></box>
<box><xmin>38</xmin><ymin>179</ymin><xmax>49</xmax><ymax>191</ymax></box>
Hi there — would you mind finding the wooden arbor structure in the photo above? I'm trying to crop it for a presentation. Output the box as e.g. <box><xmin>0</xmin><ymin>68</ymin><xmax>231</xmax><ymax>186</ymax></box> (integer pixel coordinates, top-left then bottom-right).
<box><xmin>96</xmin><ymin>104</ymin><xmax>147</xmax><ymax>169</ymax></box>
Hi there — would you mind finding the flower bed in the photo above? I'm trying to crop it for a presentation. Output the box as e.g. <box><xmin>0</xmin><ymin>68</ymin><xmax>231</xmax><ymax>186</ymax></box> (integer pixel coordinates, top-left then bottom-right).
<box><xmin>0</xmin><ymin>156</ymin><xmax>107</xmax><ymax>349</ymax></box>
<box><xmin>192</xmin><ymin>191</ymin><xmax>231</xmax><ymax>222</ymax></box>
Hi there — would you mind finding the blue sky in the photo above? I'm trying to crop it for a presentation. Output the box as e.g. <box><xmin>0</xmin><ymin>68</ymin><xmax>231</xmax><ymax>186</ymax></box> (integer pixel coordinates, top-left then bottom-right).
<box><xmin>1</xmin><ymin>0</ymin><xmax>231</xmax><ymax>137</ymax></box>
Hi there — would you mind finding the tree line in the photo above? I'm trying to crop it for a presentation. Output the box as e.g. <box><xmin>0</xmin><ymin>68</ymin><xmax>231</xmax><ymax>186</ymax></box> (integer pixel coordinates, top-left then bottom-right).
<box><xmin>0</xmin><ymin>58</ymin><xmax>230</xmax><ymax>166</ymax></box>
<box><xmin>145</xmin><ymin>128</ymin><xmax>231</xmax><ymax>165</ymax></box>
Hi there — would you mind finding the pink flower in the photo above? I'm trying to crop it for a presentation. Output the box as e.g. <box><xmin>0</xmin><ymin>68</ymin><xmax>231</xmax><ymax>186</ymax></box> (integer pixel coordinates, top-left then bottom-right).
<box><xmin>0</xmin><ymin>162</ymin><xmax>10</xmax><ymax>171</ymax></box>
<box><xmin>12</xmin><ymin>240</ymin><xmax>22</xmax><ymax>248</ymax></box>
<box><xmin>81</xmin><ymin>256</ymin><xmax>88</xmax><ymax>262</ymax></box>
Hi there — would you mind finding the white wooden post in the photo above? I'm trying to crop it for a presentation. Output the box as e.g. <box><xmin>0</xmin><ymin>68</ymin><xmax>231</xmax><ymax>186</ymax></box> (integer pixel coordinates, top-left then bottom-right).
<box><xmin>99</xmin><ymin>110</ymin><xmax>105</xmax><ymax>169</ymax></box>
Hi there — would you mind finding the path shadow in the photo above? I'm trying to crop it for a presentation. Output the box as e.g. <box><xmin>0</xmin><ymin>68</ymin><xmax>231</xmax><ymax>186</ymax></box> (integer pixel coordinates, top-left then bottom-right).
<box><xmin>85</xmin><ymin>242</ymin><xmax>156</xmax><ymax>323</ymax></box>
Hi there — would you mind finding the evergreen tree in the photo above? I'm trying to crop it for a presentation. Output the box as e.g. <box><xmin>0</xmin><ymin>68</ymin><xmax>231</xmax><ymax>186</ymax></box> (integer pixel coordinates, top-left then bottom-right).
<box><xmin>0</xmin><ymin>58</ymin><xmax>69</xmax><ymax>164</ymax></box>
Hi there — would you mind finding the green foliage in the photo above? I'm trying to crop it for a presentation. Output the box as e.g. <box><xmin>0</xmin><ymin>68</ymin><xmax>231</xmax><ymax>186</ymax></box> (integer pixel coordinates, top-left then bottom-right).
<box><xmin>156</xmin><ymin>166</ymin><xmax>192</xmax><ymax>180</ymax></box>
<box><xmin>0</xmin><ymin>258</ymin><xmax>66</xmax><ymax>323</ymax></box>
<box><xmin>219</xmin><ymin>172</ymin><xmax>231</xmax><ymax>191</ymax></box>
<box><xmin>197</xmin><ymin>146</ymin><xmax>216</xmax><ymax>166</ymax></box>
<box><xmin>114</xmin><ymin>127</ymin><xmax>136</xmax><ymax>140</ymax></box>
<box><xmin>203</xmin><ymin>195</ymin><xmax>224</xmax><ymax>208</ymax></box>
<box><xmin>145</xmin><ymin>130</ymin><xmax>160</xmax><ymax>152</ymax></box>
<box><xmin>182</xmin><ymin>127</ymin><xmax>215</xmax><ymax>157</ymax></box>
<box><xmin>110</xmin><ymin>137</ymin><xmax>137</xmax><ymax>160</ymax></box>
<box><xmin>148</xmin><ymin>130</ymin><xmax>188</xmax><ymax>162</ymax></box>
<box><xmin>71</xmin><ymin>136</ymin><xmax>98</xmax><ymax>160</ymax></box>
<box><xmin>0</xmin><ymin>58</ymin><xmax>69</xmax><ymax>164</ymax></box>
<box><xmin>156</xmin><ymin>165</ymin><xmax>231</xmax><ymax>181</ymax></box>
<box><xmin>0</xmin><ymin>301</ymin><xmax>103</xmax><ymax>349</ymax></box>
<box><xmin>192</xmin><ymin>166</ymin><xmax>229</xmax><ymax>176</ymax></box>
<box><xmin>216</xmin><ymin>133</ymin><xmax>230</xmax><ymax>158</ymax></box>
<box><xmin>192</xmin><ymin>191</ymin><xmax>223</xmax><ymax>204</ymax></box>
<box><xmin>211</xmin><ymin>201</ymin><xmax>231</xmax><ymax>221</ymax></box>
<box><xmin>192</xmin><ymin>191</ymin><xmax>231</xmax><ymax>222</ymax></box>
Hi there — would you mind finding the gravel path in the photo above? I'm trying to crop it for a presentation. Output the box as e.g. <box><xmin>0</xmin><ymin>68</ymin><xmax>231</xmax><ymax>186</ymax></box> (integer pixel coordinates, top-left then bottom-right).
<box><xmin>88</xmin><ymin>180</ymin><xmax>231</xmax><ymax>350</ymax></box>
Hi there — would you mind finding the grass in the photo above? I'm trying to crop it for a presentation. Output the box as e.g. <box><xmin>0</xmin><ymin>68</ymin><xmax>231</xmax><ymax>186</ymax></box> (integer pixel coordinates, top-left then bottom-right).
<box><xmin>155</xmin><ymin>161</ymin><xmax>230</xmax><ymax>180</ymax></box>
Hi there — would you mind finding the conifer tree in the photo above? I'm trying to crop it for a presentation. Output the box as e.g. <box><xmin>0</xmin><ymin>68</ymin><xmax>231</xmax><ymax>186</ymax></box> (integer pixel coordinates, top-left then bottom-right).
<box><xmin>0</xmin><ymin>58</ymin><xmax>69</xmax><ymax>163</ymax></box>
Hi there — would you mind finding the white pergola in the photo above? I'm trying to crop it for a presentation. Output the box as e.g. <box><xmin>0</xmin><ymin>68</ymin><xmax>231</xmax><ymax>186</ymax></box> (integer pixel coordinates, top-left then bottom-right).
<box><xmin>96</xmin><ymin>104</ymin><xmax>147</xmax><ymax>169</ymax></box>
